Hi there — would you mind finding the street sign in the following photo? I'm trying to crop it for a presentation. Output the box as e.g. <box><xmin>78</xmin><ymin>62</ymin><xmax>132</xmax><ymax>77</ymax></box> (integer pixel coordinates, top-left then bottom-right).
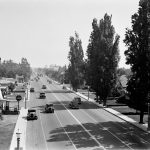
<box><xmin>16</xmin><ymin>95</ymin><xmax>22</xmax><ymax>101</ymax></box>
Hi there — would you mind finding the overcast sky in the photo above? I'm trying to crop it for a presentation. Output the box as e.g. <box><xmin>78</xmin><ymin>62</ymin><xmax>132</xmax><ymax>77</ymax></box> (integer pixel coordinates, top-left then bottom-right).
<box><xmin>0</xmin><ymin>0</ymin><xmax>139</xmax><ymax>68</ymax></box>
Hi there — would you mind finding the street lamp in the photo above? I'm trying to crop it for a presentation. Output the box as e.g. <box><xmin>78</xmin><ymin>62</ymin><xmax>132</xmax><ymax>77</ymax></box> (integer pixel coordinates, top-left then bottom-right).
<box><xmin>16</xmin><ymin>129</ymin><xmax>21</xmax><ymax>150</ymax></box>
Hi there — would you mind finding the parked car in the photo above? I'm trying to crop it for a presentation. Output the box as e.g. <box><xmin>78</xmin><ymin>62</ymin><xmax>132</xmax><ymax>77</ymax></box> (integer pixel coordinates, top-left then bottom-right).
<box><xmin>30</xmin><ymin>87</ymin><xmax>35</xmax><ymax>92</ymax></box>
<box><xmin>116</xmin><ymin>95</ymin><xmax>129</xmax><ymax>104</ymax></box>
<box><xmin>27</xmin><ymin>109</ymin><xmax>38</xmax><ymax>120</ymax></box>
<box><xmin>39</xmin><ymin>92</ymin><xmax>46</xmax><ymax>99</ymax></box>
<box><xmin>69</xmin><ymin>99</ymin><xmax>79</xmax><ymax>109</ymax></box>
<box><xmin>42</xmin><ymin>85</ymin><xmax>47</xmax><ymax>89</ymax></box>
<box><xmin>44</xmin><ymin>103</ymin><xmax>54</xmax><ymax>113</ymax></box>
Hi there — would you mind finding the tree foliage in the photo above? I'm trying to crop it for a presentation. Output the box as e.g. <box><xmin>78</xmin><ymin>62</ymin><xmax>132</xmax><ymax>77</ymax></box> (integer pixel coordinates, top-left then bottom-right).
<box><xmin>86</xmin><ymin>13</ymin><xmax>120</xmax><ymax>105</ymax></box>
<box><xmin>124</xmin><ymin>0</ymin><xmax>150</xmax><ymax>123</ymax></box>
<box><xmin>0</xmin><ymin>58</ymin><xmax>31</xmax><ymax>81</ymax></box>
<box><xmin>68</xmin><ymin>32</ymin><xmax>84</xmax><ymax>91</ymax></box>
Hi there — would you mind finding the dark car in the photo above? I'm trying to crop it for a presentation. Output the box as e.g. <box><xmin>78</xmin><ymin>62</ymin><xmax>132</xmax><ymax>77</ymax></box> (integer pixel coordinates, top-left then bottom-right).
<box><xmin>39</xmin><ymin>92</ymin><xmax>46</xmax><ymax>99</ymax></box>
<box><xmin>44</xmin><ymin>103</ymin><xmax>54</xmax><ymax>113</ymax></box>
<box><xmin>42</xmin><ymin>85</ymin><xmax>47</xmax><ymax>89</ymax></box>
<box><xmin>116</xmin><ymin>95</ymin><xmax>129</xmax><ymax>104</ymax></box>
<box><xmin>69</xmin><ymin>99</ymin><xmax>79</xmax><ymax>109</ymax></box>
<box><xmin>27</xmin><ymin>109</ymin><xmax>38</xmax><ymax>120</ymax></box>
<box><xmin>30</xmin><ymin>87</ymin><xmax>35</xmax><ymax>92</ymax></box>
<box><xmin>74</xmin><ymin>96</ymin><xmax>81</xmax><ymax>104</ymax></box>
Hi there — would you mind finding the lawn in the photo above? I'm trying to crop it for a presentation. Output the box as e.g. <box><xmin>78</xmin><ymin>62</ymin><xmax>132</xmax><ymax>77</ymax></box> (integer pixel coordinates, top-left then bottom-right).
<box><xmin>0</xmin><ymin>115</ymin><xmax>18</xmax><ymax>150</ymax></box>
<box><xmin>77</xmin><ymin>87</ymin><xmax>149</xmax><ymax>124</ymax></box>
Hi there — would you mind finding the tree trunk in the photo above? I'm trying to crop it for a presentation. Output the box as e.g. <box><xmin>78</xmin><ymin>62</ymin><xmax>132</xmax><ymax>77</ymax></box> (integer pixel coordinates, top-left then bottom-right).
<box><xmin>139</xmin><ymin>110</ymin><xmax>144</xmax><ymax>124</ymax></box>
<box><xmin>103</xmin><ymin>98</ymin><xmax>107</xmax><ymax>106</ymax></box>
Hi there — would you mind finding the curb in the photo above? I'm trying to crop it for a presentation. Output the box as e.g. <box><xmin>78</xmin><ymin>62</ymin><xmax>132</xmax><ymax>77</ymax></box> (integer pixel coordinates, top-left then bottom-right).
<box><xmin>65</xmin><ymin>86</ymin><xmax>149</xmax><ymax>133</ymax></box>
<box><xmin>9</xmin><ymin>107</ymin><xmax>28</xmax><ymax>150</ymax></box>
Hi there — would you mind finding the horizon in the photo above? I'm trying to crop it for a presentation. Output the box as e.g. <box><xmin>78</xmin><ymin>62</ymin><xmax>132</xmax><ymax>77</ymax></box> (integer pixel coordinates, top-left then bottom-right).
<box><xmin>0</xmin><ymin>0</ymin><xmax>139</xmax><ymax>69</ymax></box>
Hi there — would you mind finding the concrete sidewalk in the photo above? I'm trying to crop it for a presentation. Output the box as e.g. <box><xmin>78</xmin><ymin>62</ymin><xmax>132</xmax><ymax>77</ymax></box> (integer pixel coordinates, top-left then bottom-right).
<box><xmin>9</xmin><ymin>108</ymin><xmax>27</xmax><ymax>150</ymax></box>
<box><xmin>65</xmin><ymin>86</ymin><xmax>149</xmax><ymax>133</ymax></box>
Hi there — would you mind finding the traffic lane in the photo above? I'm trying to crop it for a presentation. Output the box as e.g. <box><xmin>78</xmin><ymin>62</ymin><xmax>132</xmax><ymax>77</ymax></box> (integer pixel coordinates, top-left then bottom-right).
<box><xmin>26</xmin><ymin>109</ymin><xmax>47</xmax><ymax>150</ymax></box>
<box><xmin>27</xmin><ymin>83</ymin><xmax>76</xmax><ymax>150</ymax></box>
<box><xmin>26</xmin><ymin>86</ymin><xmax>48</xmax><ymax>150</ymax></box>
<box><xmin>38</xmin><ymin>108</ymin><xmax>76</xmax><ymax>150</ymax></box>
<box><xmin>40</xmin><ymin>78</ymin><xmax>150</xmax><ymax>149</ymax></box>
<box><xmin>54</xmin><ymin>93</ymin><xmax>131</xmax><ymax>150</ymax></box>
<box><xmin>46</xmin><ymin>93</ymin><xmax>104</xmax><ymax>150</ymax></box>
<box><xmin>59</xmin><ymin>93</ymin><xmax>150</xmax><ymax>149</ymax></box>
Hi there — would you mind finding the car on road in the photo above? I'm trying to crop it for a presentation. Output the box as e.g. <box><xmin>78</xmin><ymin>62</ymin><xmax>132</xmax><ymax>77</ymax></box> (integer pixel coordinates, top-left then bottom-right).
<box><xmin>30</xmin><ymin>87</ymin><xmax>35</xmax><ymax>92</ymax></box>
<box><xmin>69</xmin><ymin>99</ymin><xmax>79</xmax><ymax>109</ymax></box>
<box><xmin>47</xmin><ymin>80</ymin><xmax>52</xmax><ymax>84</ymax></box>
<box><xmin>27</xmin><ymin>109</ymin><xmax>38</xmax><ymax>120</ymax></box>
<box><xmin>44</xmin><ymin>103</ymin><xmax>54</xmax><ymax>113</ymax></box>
<box><xmin>74</xmin><ymin>96</ymin><xmax>81</xmax><ymax>104</ymax></box>
<box><xmin>39</xmin><ymin>92</ymin><xmax>46</xmax><ymax>99</ymax></box>
<box><xmin>42</xmin><ymin>85</ymin><xmax>47</xmax><ymax>89</ymax></box>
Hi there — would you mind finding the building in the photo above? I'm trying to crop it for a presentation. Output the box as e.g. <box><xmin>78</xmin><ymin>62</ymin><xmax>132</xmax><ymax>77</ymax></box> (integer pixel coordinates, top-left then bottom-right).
<box><xmin>16</xmin><ymin>75</ymin><xmax>24</xmax><ymax>83</ymax></box>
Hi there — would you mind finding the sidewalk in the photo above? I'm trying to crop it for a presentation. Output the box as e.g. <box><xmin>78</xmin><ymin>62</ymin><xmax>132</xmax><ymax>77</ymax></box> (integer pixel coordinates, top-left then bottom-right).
<box><xmin>9</xmin><ymin>108</ymin><xmax>27</xmax><ymax>150</ymax></box>
<box><xmin>65</xmin><ymin>86</ymin><xmax>149</xmax><ymax>133</ymax></box>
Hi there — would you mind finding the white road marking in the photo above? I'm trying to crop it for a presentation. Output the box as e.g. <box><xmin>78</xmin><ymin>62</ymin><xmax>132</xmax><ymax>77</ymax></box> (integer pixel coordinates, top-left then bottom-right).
<box><xmin>80</xmin><ymin>109</ymin><xmax>134</xmax><ymax>150</ymax></box>
<box><xmin>55</xmin><ymin>112</ymin><xmax>77</xmax><ymax>150</ymax></box>
<box><xmin>51</xmin><ymin>91</ymin><xmax>106</xmax><ymax>150</ymax></box>
<box><xmin>39</xmin><ymin>110</ymin><xmax>49</xmax><ymax>150</ymax></box>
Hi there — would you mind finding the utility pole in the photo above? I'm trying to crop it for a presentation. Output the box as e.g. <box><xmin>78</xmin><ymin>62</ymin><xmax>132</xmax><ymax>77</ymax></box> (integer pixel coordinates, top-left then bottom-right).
<box><xmin>146</xmin><ymin>0</ymin><xmax>150</xmax><ymax>130</ymax></box>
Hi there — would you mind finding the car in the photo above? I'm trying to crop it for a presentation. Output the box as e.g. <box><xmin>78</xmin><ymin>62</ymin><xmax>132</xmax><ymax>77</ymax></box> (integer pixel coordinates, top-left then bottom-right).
<box><xmin>39</xmin><ymin>92</ymin><xmax>46</xmax><ymax>99</ymax></box>
<box><xmin>115</xmin><ymin>95</ymin><xmax>129</xmax><ymax>104</ymax></box>
<box><xmin>42</xmin><ymin>85</ymin><xmax>47</xmax><ymax>89</ymax></box>
<box><xmin>69</xmin><ymin>99</ymin><xmax>79</xmax><ymax>109</ymax></box>
<box><xmin>30</xmin><ymin>87</ymin><xmax>35</xmax><ymax>92</ymax></box>
<box><xmin>44</xmin><ymin>103</ymin><xmax>54</xmax><ymax>113</ymax></box>
<box><xmin>27</xmin><ymin>109</ymin><xmax>38</xmax><ymax>120</ymax></box>
<box><xmin>74</xmin><ymin>96</ymin><xmax>81</xmax><ymax>104</ymax></box>
<box><xmin>47</xmin><ymin>80</ymin><xmax>52</xmax><ymax>84</ymax></box>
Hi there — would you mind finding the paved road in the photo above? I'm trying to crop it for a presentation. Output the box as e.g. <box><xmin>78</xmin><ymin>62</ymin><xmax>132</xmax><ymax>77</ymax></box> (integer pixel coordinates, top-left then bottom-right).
<box><xmin>25</xmin><ymin>75</ymin><xmax>150</xmax><ymax>150</ymax></box>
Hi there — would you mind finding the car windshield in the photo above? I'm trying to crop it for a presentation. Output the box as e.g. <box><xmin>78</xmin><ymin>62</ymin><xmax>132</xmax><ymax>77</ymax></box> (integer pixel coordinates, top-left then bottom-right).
<box><xmin>40</xmin><ymin>93</ymin><xmax>45</xmax><ymax>95</ymax></box>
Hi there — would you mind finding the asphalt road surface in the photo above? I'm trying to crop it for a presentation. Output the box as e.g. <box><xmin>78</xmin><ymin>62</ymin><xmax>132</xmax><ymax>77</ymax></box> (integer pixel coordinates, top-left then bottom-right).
<box><xmin>25</xmin><ymin>75</ymin><xmax>150</xmax><ymax>150</ymax></box>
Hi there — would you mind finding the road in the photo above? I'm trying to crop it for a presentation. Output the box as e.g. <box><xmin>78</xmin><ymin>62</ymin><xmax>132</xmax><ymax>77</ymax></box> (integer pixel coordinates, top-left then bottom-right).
<box><xmin>25</xmin><ymin>75</ymin><xmax>150</xmax><ymax>150</ymax></box>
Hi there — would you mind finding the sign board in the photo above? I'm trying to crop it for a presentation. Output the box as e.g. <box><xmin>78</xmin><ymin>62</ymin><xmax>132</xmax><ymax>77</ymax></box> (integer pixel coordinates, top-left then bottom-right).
<box><xmin>16</xmin><ymin>95</ymin><xmax>22</xmax><ymax>101</ymax></box>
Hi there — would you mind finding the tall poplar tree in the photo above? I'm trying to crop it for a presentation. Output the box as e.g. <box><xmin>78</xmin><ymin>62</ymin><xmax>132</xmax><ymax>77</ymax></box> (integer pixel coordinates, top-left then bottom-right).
<box><xmin>124</xmin><ymin>0</ymin><xmax>150</xmax><ymax>123</ymax></box>
<box><xmin>68</xmin><ymin>32</ymin><xmax>84</xmax><ymax>91</ymax></box>
<box><xmin>87</xmin><ymin>14</ymin><xmax>120</xmax><ymax>106</ymax></box>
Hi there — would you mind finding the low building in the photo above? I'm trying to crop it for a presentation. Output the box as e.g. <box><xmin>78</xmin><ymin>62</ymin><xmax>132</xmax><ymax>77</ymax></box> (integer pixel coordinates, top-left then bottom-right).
<box><xmin>16</xmin><ymin>75</ymin><xmax>24</xmax><ymax>83</ymax></box>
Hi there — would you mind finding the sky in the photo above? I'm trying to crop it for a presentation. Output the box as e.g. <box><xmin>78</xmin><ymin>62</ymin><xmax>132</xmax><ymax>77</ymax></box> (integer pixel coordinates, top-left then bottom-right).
<box><xmin>0</xmin><ymin>0</ymin><xmax>139</xmax><ymax>68</ymax></box>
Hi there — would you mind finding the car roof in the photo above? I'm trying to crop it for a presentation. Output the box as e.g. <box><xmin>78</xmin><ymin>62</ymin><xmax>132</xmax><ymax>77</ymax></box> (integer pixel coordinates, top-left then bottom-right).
<box><xmin>28</xmin><ymin>109</ymin><xmax>36</xmax><ymax>112</ymax></box>
<box><xmin>74</xmin><ymin>96</ymin><xmax>81</xmax><ymax>99</ymax></box>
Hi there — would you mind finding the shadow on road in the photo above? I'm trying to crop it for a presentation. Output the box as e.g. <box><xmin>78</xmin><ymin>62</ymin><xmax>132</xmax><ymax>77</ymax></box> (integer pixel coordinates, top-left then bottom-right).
<box><xmin>36</xmin><ymin>90</ymin><xmax>73</xmax><ymax>94</ymax></box>
<box><xmin>30</xmin><ymin>100</ymin><xmax>102</xmax><ymax>112</ymax></box>
<box><xmin>47</xmin><ymin>121</ymin><xmax>150</xmax><ymax>149</ymax></box>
